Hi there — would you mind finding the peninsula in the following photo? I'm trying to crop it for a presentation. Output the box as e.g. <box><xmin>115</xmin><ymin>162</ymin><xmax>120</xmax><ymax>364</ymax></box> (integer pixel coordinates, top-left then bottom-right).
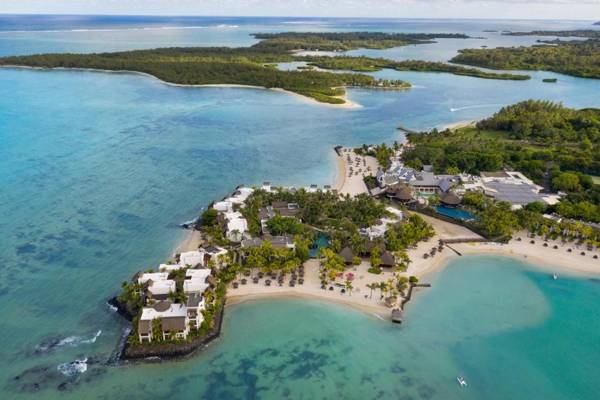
<box><xmin>0</xmin><ymin>32</ymin><xmax>530</xmax><ymax>106</ymax></box>
<box><xmin>452</xmin><ymin>30</ymin><xmax>600</xmax><ymax>79</ymax></box>
<box><xmin>113</xmin><ymin>99</ymin><xmax>600</xmax><ymax>361</ymax></box>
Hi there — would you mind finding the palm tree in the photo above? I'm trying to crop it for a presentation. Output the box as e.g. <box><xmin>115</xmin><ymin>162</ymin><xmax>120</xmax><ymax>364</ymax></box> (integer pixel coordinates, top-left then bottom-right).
<box><xmin>366</xmin><ymin>283</ymin><xmax>375</xmax><ymax>299</ymax></box>
<box><xmin>379</xmin><ymin>281</ymin><xmax>387</xmax><ymax>299</ymax></box>
<box><xmin>345</xmin><ymin>280</ymin><xmax>353</xmax><ymax>296</ymax></box>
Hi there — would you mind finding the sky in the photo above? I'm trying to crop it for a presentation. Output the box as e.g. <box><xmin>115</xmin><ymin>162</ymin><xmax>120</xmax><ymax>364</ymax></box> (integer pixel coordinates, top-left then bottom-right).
<box><xmin>0</xmin><ymin>0</ymin><xmax>599</xmax><ymax>20</ymax></box>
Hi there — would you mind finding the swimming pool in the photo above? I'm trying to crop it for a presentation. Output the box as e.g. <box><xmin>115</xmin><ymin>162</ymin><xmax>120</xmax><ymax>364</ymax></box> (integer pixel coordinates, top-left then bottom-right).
<box><xmin>309</xmin><ymin>233</ymin><xmax>330</xmax><ymax>258</ymax></box>
<box><xmin>435</xmin><ymin>205</ymin><xmax>477</xmax><ymax>221</ymax></box>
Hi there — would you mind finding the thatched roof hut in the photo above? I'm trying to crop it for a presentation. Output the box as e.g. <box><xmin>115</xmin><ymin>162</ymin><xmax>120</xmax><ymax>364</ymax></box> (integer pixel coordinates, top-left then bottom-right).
<box><xmin>386</xmin><ymin>183</ymin><xmax>413</xmax><ymax>202</ymax></box>
<box><xmin>380</xmin><ymin>250</ymin><xmax>396</xmax><ymax>268</ymax></box>
<box><xmin>339</xmin><ymin>247</ymin><xmax>355</xmax><ymax>264</ymax></box>
<box><xmin>391</xmin><ymin>308</ymin><xmax>403</xmax><ymax>324</ymax></box>
<box><xmin>439</xmin><ymin>191</ymin><xmax>461</xmax><ymax>207</ymax></box>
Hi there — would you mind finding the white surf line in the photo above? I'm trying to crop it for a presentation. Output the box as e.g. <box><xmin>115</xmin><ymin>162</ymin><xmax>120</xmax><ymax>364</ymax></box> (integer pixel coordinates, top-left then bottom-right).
<box><xmin>450</xmin><ymin>103</ymin><xmax>504</xmax><ymax>112</ymax></box>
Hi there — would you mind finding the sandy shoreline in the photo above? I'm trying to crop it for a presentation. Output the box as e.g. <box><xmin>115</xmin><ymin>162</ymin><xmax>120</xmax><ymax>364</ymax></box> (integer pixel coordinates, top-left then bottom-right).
<box><xmin>439</xmin><ymin>120</ymin><xmax>476</xmax><ymax>131</ymax></box>
<box><xmin>226</xmin><ymin>291</ymin><xmax>389</xmax><ymax>319</ymax></box>
<box><xmin>334</xmin><ymin>147</ymin><xmax>379</xmax><ymax>196</ymax></box>
<box><xmin>1</xmin><ymin>64</ymin><xmax>362</xmax><ymax>109</ymax></box>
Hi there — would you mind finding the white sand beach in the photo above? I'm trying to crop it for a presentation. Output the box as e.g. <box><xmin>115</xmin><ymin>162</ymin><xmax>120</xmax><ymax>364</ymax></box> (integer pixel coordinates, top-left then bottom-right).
<box><xmin>439</xmin><ymin>120</ymin><xmax>476</xmax><ymax>131</ymax></box>
<box><xmin>227</xmin><ymin>259</ymin><xmax>398</xmax><ymax>318</ymax></box>
<box><xmin>1</xmin><ymin>65</ymin><xmax>361</xmax><ymax>109</ymax></box>
<box><xmin>333</xmin><ymin>147</ymin><xmax>379</xmax><ymax>196</ymax></box>
<box><xmin>226</xmin><ymin>210</ymin><xmax>600</xmax><ymax>318</ymax></box>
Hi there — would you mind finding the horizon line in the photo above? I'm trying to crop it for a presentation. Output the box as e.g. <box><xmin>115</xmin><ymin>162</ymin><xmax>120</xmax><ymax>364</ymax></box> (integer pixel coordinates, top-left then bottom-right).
<box><xmin>0</xmin><ymin>13</ymin><xmax>597</xmax><ymax>23</ymax></box>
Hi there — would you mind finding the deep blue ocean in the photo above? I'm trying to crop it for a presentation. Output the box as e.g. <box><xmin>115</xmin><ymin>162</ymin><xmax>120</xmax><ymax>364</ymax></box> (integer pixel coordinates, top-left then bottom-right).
<box><xmin>1</xmin><ymin>15</ymin><xmax>600</xmax><ymax>399</ymax></box>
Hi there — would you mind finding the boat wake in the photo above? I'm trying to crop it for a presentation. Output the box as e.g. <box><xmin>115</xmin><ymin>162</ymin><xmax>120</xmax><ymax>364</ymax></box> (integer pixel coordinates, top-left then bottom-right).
<box><xmin>450</xmin><ymin>104</ymin><xmax>503</xmax><ymax>112</ymax></box>
<box><xmin>35</xmin><ymin>330</ymin><xmax>102</xmax><ymax>353</ymax></box>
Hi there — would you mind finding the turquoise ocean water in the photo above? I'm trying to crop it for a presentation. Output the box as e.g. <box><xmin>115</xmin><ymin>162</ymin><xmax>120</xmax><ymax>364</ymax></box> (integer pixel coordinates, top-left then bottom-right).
<box><xmin>1</xmin><ymin>16</ymin><xmax>600</xmax><ymax>399</ymax></box>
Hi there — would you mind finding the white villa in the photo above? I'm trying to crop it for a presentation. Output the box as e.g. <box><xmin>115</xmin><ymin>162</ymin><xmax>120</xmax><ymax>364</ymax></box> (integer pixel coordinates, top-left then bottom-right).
<box><xmin>359</xmin><ymin>207</ymin><xmax>403</xmax><ymax>240</ymax></box>
<box><xmin>211</xmin><ymin>187</ymin><xmax>254</xmax><ymax>243</ymax></box>
<box><xmin>179</xmin><ymin>250</ymin><xmax>205</xmax><ymax>268</ymax></box>
<box><xmin>137</xmin><ymin>266</ymin><xmax>213</xmax><ymax>343</ymax></box>
<box><xmin>138</xmin><ymin>272</ymin><xmax>169</xmax><ymax>285</ymax></box>
<box><xmin>159</xmin><ymin>263</ymin><xmax>183</xmax><ymax>273</ymax></box>
<box><xmin>223</xmin><ymin>210</ymin><xmax>248</xmax><ymax>242</ymax></box>
<box><xmin>186</xmin><ymin>268</ymin><xmax>212</xmax><ymax>280</ymax></box>
<box><xmin>137</xmin><ymin>294</ymin><xmax>206</xmax><ymax>343</ymax></box>
<box><xmin>147</xmin><ymin>279</ymin><xmax>176</xmax><ymax>300</ymax></box>
<box><xmin>183</xmin><ymin>279</ymin><xmax>210</xmax><ymax>294</ymax></box>
<box><xmin>203</xmin><ymin>246</ymin><xmax>229</xmax><ymax>267</ymax></box>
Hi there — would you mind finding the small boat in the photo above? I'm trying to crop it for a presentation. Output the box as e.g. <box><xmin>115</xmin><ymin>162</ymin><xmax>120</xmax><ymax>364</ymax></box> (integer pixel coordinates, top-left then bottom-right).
<box><xmin>553</xmin><ymin>273</ymin><xmax>559</xmax><ymax>280</ymax></box>
<box><xmin>457</xmin><ymin>376</ymin><xmax>467</xmax><ymax>387</ymax></box>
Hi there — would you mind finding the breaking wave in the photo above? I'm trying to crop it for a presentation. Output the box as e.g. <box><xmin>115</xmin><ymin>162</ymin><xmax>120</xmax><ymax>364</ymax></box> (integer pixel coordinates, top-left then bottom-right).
<box><xmin>57</xmin><ymin>358</ymin><xmax>88</xmax><ymax>377</ymax></box>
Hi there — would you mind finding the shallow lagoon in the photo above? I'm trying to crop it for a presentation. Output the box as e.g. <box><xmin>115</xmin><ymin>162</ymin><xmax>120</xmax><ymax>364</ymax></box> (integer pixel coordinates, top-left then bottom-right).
<box><xmin>5</xmin><ymin>256</ymin><xmax>600</xmax><ymax>399</ymax></box>
<box><xmin>2</xmin><ymin>16</ymin><xmax>600</xmax><ymax>399</ymax></box>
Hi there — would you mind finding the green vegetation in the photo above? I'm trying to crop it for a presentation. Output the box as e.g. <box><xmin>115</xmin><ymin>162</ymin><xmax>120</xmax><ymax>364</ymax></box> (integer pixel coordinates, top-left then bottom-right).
<box><xmin>451</xmin><ymin>40</ymin><xmax>600</xmax><ymax>79</ymax></box>
<box><xmin>403</xmin><ymin>100</ymin><xmax>600</xmax><ymax>225</ymax></box>
<box><xmin>266</xmin><ymin>214</ymin><xmax>305</xmax><ymax>235</ymax></box>
<box><xmin>235</xmin><ymin>241</ymin><xmax>301</xmax><ymax>277</ymax></box>
<box><xmin>117</xmin><ymin>281</ymin><xmax>144</xmax><ymax>318</ymax></box>
<box><xmin>252</xmin><ymin>32</ymin><xmax>470</xmax><ymax>51</ymax></box>
<box><xmin>243</xmin><ymin>188</ymin><xmax>389</xmax><ymax>232</ymax></box>
<box><xmin>356</xmin><ymin>142</ymin><xmax>397</xmax><ymax>169</ymax></box>
<box><xmin>303</xmin><ymin>56</ymin><xmax>530</xmax><ymax>80</ymax></box>
<box><xmin>405</xmin><ymin>101</ymin><xmax>600</xmax><ymax>177</ymax></box>
<box><xmin>0</xmin><ymin>31</ymin><xmax>537</xmax><ymax>106</ymax></box>
<box><xmin>0</xmin><ymin>47</ymin><xmax>386</xmax><ymax>104</ymax></box>
<box><xmin>503</xmin><ymin>30</ymin><xmax>600</xmax><ymax>39</ymax></box>
<box><xmin>542</xmin><ymin>78</ymin><xmax>557</xmax><ymax>83</ymax></box>
<box><xmin>385</xmin><ymin>214</ymin><xmax>435</xmax><ymax>251</ymax></box>
<box><xmin>461</xmin><ymin>192</ymin><xmax>520</xmax><ymax>241</ymax></box>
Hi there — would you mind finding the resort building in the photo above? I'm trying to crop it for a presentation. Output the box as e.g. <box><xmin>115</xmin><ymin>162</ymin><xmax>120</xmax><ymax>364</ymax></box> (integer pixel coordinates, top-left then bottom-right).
<box><xmin>186</xmin><ymin>293</ymin><xmax>206</xmax><ymax>330</ymax></box>
<box><xmin>376</xmin><ymin>163</ymin><xmax>416</xmax><ymax>188</ymax></box>
<box><xmin>179</xmin><ymin>250</ymin><xmax>205</xmax><ymax>268</ymax></box>
<box><xmin>147</xmin><ymin>279</ymin><xmax>176</xmax><ymax>300</ymax></box>
<box><xmin>137</xmin><ymin>272</ymin><xmax>169</xmax><ymax>285</ymax></box>
<box><xmin>380</xmin><ymin>250</ymin><xmax>396</xmax><ymax>268</ymax></box>
<box><xmin>377</xmin><ymin>162</ymin><xmax>459</xmax><ymax>196</ymax></box>
<box><xmin>339</xmin><ymin>247</ymin><xmax>356</xmax><ymax>265</ymax></box>
<box><xmin>137</xmin><ymin>268</ymin><xmax>212</xmax><ymax>343</ymax></box>
<box><xmin>202</xmin><ymin>246</ymin><xmax>229</xmax><ymax>267</ymax></box>
<box><xmin>212</xmin><ymin>201</ymin><xmax>233</xmax><ymax>213</ymax></box>
<box><xmin>137</xmin><ymin>300</ymin><xmax>190</xmax><ymax>343</ymax></box>
<box><xmin>222</xmin><ymin>210</ymin><xmax>248</xmax><ymax>242</ymax></box>
<box><xmin>386</xmin><ymin>183</ymin><xmax>414</xmax><ymax>203</ymax></box>
<box><xmin>185</xmin><ymin>268</ymin><xmax>212</xmax><ymax>281</ymax></box>
<box><xmin>183</xmin><ymin>279</ymin><xmax>210</xmax><ymax>294</ymax></box>
<box><xmin>463</xmin><ymin>171</ymin><xmax>561</xmax><ymax>209</ymax></box>
<box><xmin>241</xmin><ymin>235</ymin><xmax>296</xmax><ymax>250</ymax></box>
<box><xmin>359</xmin><ymin>209</ymin><xmax>403</xmax><ymax>241</ymax></box>
<box><xmin>159</xmin><ymin>263</ymin><xmax>183</xmax><ymax>273</ymax></box>
<box><xmin>439</xmin><ymin>191</ymin><xmax>461</xmax><ymax>207</ymax></box>
<box><xmin>261</xmin><ymin>182</ymin><xmax>274</xmax><ymax>192</ymax></box>
<box><xmin>228</xmin><ymin>186</ymin><xmax>254</xmax><ymax>205</ymax></box>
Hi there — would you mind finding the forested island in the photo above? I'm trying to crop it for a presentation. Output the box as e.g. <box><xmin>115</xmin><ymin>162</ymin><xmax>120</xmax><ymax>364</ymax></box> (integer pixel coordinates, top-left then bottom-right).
<box><xmin>252</xmin><ymin>32</ymin><xmax>470</xmax><ymax>51</ymax></box>
<box><xmin>503</xmin><ymin>30</ymin><xmax>600</xmax><ymax>39</ymax></box>
<box><xmin>451</xmin><ymin>39</ymin><xmax>600</xmax><ymax>79</ymax></box>
<box><xmin>0</xmin><ymin>32</ymin><xmax>529</xmax><ymax>105</ymax></box>
<box><xmin>403</xmin><ymin>100</ymin><xmax>600</xmax><ymax>223</ymax></box>
<box><xmin>301</xmin><ymin>55</ymin><xmax>530</xmax><ymax>80</ymax></box>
